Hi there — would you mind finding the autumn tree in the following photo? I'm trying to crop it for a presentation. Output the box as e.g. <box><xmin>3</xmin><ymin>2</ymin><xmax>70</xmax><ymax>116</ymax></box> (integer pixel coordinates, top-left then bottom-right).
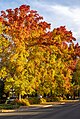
<box><xmin>0</xmin><ymin>5</ymin><xmax>50</xmax><ymax>99</ymax></box>
<box><xmin>24</xmin><ymin>26</ymin><xmax>79</xmax><ymax>98</ymax></box>
<box><xmin>0</xmin><ymin>5</ymin><xmax>80</xmax><ymax>101</ymax></box>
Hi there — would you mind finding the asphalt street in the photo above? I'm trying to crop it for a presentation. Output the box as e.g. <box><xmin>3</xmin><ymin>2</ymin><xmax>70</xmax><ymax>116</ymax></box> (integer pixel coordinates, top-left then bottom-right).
<box><xmin>0</xmin><ymin>102</ymin><xmax>80</xmax><ymax>119</ymax></box>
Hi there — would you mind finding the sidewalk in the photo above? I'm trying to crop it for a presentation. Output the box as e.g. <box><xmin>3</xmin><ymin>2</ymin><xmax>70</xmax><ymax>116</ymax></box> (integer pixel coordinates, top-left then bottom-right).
<box><xmin>0</xmin><ymin>100</ymin><xmax>79</xmax><ymax>112</ymax></box>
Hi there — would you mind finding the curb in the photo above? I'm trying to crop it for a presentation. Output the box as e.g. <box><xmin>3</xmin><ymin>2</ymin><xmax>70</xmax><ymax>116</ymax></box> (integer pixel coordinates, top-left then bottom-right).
<box><xmin>0</xmin><ymin>109</ymin><xmax>16</xmax><ymax>113</ymax></box>
<box><xmin>0</xmin><ymin>105</ymin><xmax>53</xmax><ymax>112</ymax></box>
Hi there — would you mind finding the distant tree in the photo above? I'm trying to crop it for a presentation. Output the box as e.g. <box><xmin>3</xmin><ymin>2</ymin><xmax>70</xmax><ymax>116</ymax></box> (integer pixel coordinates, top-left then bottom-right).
<box><xmin>72</xmin><ymin>59</ymin><xmax>80</xmax><ymax>99</ymax></box>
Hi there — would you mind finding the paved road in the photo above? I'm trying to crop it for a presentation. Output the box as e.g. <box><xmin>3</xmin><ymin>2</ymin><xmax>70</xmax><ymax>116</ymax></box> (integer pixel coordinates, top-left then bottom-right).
<box><xmin>0</xmin><ymin>102</ymin><xmax>80</xmax><ymax>119</ymax></box>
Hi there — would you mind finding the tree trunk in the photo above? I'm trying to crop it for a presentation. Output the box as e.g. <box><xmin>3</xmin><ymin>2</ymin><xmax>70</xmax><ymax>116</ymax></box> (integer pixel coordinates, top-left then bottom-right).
<box><xmin>18</xmin><ymin>93</ymin><xmax>21</xmax><ymax>100</ymax></box>
<box><xmin>73</xmin><ymin>91</ymin><xmax>76</xmax><ymax>100</ymax></box>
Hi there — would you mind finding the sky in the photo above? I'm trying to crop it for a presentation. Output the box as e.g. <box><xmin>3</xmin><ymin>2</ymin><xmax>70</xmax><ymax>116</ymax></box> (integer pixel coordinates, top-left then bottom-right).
<box><xmin>0</xmin><ymin>0</ymin><xmax>80</xmax><ymax>43</ymax></box>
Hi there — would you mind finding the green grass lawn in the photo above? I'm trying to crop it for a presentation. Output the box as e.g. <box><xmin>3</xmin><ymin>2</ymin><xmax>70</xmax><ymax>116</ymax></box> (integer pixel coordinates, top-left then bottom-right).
<box><xmin>0</xmin><ymin>104</ymin><xmax>19</xmax><ymax>109</ymax></box>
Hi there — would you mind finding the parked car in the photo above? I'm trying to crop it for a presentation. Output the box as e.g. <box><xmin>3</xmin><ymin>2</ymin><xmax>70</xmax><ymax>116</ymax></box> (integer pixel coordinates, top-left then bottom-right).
<box><xmin>6</xmin><ymin>96</ymin><xmax>17</xmax><ymax>104</ymax></box>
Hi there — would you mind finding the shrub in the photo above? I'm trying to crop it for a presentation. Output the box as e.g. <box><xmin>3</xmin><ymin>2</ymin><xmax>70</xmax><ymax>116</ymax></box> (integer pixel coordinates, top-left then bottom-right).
<box><xmin>40</xmin><ymin>98</ymin><xmax>46</xmax><ymax>104</ymax></box>
<box><xmin>28</xmin><ymin>97</ymin><xmax>46</xmax><ymax>104</ymax></box>
<box><xmin>12</xmin><ymin>99</ymin><xmax>30</xmax><ymax>106</ymax></box>
<box><xmin>28</xmin><ymin>97</ymin><xmax>40</xmax><ymax>104</ymax></box>
<box><xmin>21</xmin><ymin>99</ymin><xmax>30</xmax><ymax>106</ymax></box>
<box><xmin>46</xmin><ymin>96</ymin><xmax>61</xmax><ymax>102</ymax></box>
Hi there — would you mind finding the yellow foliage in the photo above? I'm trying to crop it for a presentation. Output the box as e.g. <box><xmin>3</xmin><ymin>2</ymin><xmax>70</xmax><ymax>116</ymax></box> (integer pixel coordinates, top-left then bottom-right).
<box><xmin>16</xmin><ymin>66</ymin><xmax>24</xmax><ymax>72</ymax></box>
<box><xmin>0</xmin><ymin>22</ymin><xmax>2</xmax><ymax>34</ymax></box>
<box><xmin>0</xmin><ymin>67</ymin><xmax>7</xmax><ymax>78</ymax></box>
